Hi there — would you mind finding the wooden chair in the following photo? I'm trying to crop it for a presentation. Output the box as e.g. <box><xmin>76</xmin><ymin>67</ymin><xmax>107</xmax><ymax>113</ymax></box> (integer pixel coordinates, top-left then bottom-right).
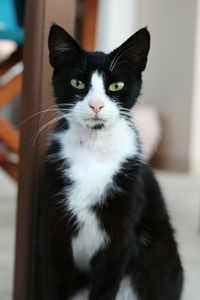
<box><xmin>0</xmin><ymin>49</ymin><xmax>23</xmax><ymax>180</ymax></box>
<box><xmin>13</xmin><ymin>0</ymin><xmax>77</xmax><ymax>297</ymax></box>
<box><xmin>14</xmin><ymin>1</ymin><xmax>98</xmax><ymax>298</ymax></box>
<box><xmin>0</xmin><ymin>0</ymin><xmax>24</xmax><ymax>180</ymax></box>
<box><xmin>80</xmin><ymin>0</ymin><xmax>98</xmax><ymax>51</ymax></box>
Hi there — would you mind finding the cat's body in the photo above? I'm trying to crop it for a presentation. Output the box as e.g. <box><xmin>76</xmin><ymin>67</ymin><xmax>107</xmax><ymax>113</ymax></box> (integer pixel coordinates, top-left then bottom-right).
<box><xmin>38</xmin><ymin>25</ymin><xmax>183</xmax><ymax>300</ymax></box>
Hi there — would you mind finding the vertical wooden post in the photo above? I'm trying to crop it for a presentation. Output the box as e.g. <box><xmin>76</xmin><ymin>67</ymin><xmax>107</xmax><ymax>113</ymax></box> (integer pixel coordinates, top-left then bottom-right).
<box><xmin>81</xmin><ymin>0</ymin><xmax>98</xmax><ymax>51</ymax></box>
<box><xmin>13</xmin><ymin>1</ymin><xmax>76</xmax><ymax>299</ymax></box>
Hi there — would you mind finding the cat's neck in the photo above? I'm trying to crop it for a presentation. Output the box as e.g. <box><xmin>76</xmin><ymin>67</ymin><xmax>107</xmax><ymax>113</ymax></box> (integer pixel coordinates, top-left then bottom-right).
<box><xmin>53</xmin><ymin>118</ymin><xmax>140</xmax><ymax>161</ymax></box>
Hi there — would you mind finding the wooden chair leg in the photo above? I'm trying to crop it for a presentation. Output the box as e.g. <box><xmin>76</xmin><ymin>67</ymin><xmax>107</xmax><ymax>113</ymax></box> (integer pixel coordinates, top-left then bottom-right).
<box><xmin>14</xmin><ymin>1</ymin><xmax>77</xmax><ymax>300</ymax></box>
<box><xmin>81</xmin><ymin>0</ymin><xmax>98</xmax><ymax>50</ymax></box>
<box><xmin>0</xmin><ymin>47</ymin><xmax>22</xmax><ymax>75</ymax></box>
<box><xmin>0</xmin><ymin>73</ymin><xmax>23</xmax><ymax>108</ymax></box>
<box><xmin>0</xmin><ymin>117</ymin><xmax>20</xmax><ymax>153</ymax></box>
<box><xmin>0</xmin><ymin>151</ymin><xmax>18</xmax><ymax>180</ymax></box>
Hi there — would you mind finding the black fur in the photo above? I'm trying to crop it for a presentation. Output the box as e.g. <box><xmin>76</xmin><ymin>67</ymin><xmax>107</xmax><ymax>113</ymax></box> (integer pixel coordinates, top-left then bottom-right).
<box><xmin>38</xmin><ymin>24</ymin><xmax>183</xmax><ymax>300</ymax></box>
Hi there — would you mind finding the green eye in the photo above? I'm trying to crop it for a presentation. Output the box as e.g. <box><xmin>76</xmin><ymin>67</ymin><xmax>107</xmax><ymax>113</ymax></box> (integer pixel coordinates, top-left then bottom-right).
<box><xmin>70</xmin><ymin>79</ymin><xmax>85</xmax><ymax>90</ymax></box>
<box><xmin>108</xmin><ymin>81</ymin><xmax>124</xmax><ymax>92</ymax></box>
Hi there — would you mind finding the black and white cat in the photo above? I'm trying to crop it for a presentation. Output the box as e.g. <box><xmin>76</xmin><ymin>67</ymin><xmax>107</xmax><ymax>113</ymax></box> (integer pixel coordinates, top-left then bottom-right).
<box><xmin>38</xmin><ymin>24</ymin><xmax>183</xmax><ymax>300</ymax></box>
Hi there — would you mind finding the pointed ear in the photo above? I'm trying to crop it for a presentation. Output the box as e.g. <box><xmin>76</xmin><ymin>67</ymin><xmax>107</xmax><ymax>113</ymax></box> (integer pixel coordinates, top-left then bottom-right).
<box><xmin>110</xmin><ymin>27</ymin><xmax>150</xmax><ymax>72</ymax></box>
<box><xmin>48</xmin><ymin>24</ymin><xmax>81</xmax><ymax>69</ymax></box>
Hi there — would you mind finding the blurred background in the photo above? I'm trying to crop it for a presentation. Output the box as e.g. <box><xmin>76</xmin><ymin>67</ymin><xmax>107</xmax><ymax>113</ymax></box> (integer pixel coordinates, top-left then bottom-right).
<box><xmin>0</xmin><ymin>0</ymin><xmax>199</xmax><ymax>299</ymax></box>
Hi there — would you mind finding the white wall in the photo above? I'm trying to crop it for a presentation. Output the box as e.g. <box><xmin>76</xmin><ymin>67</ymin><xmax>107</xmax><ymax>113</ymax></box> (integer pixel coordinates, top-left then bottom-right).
<box><xmin>189</xmin><ymin>0</ymin><xmax>200</xmax><ymax>175</ymax></box>
<box><xmin>95</xmin><ymin>0</ymin><xmax>139</xmax><ymax>52</ymax></box>
<box><xmin>139</xmin><ymin>0</ymin><xmax>198</xmax><ymax>171</ymax></box>
<box><xmin>95</xmin><ymin>0</ymin><xmax>199</xmax><ymax>172</ymax></box>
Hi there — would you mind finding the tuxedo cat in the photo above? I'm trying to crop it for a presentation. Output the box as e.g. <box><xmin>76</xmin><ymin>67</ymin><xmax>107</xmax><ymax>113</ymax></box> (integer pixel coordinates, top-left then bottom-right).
<box><xmin>38</xmin><ymin>24</ymin><xmax>183</xmax><ymax>300</ymax></box>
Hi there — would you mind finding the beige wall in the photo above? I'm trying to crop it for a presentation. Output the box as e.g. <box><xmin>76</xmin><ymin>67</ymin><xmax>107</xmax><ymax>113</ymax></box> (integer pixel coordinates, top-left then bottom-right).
<box><xmin>189</xmin><ymin>0</ymin><xmax>200</xmax><ymax>175</ymax></box>
<box><xmin>95</xmin><ymin>0</ymin><xmax>139</xmax><ymax>52</ymax></box>
<box><xmin>96</xmin><ymin>0</ymin><xmax>199</xmax><ymax>172</ymax></box>
<box><xmin>139</xmin><ymin>0</ymin><xmax>198</xmax><ymax>171</ymax></box>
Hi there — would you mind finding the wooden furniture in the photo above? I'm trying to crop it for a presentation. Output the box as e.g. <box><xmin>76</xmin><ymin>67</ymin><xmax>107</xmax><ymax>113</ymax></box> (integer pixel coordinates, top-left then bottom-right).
<box><xmin>14</xmin><ymin>0</ymin><xmax>100</xmax><ymax>298</ymax></box>
<box><xmin>0</xmin><ymin>50</ymin><xmax>22</xmax><ymax>180</ymax></box>
<box><xmin>81</xmin><ymin>0</ymin><xmax>98</xmax><ymax>50</ymax></box>
<box><xmin>0</xmin><ymin>0</ymin><xmax>24</xmax><ymax>180</ymax></box>
<box><xmin>14</xmin><ymin>1</ymin><xmax>76</xmax><ymax>299</ymax></box>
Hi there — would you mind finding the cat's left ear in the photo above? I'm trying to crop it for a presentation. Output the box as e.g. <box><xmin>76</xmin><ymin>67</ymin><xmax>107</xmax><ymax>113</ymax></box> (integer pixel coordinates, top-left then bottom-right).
<box><xmin>48</xmin><ymin>24</ymin><xmax>82</xmax><ymax>69</ymax></box>
<box><xmin>109</xmin><ymin>27</ymin><xmax>150</xmax><ymax>72</ymax></box>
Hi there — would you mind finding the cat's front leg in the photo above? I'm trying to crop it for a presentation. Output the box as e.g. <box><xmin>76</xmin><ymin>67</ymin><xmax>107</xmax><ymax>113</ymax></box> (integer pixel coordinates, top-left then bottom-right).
<box><xmin>38</xmin><ymin>229</ymin><xmax>77</xmax><ymax>300</ymax></box>
<box><xmin>89</xmin><ymin>245</ymin><xmax>128</xmax><ymax>300</ymax></box>
<box><xmin>40</xmin><ymin>251</ymin><xmax>76</xmax><ymax>300</ymax></box>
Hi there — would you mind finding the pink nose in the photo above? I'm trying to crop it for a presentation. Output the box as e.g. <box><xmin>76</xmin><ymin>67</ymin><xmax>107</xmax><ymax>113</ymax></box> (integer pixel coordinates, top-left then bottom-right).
<box><xmin>89</xmin><ymin>101</ymin><xmax>104</xmax><ymax>113</ymax></box>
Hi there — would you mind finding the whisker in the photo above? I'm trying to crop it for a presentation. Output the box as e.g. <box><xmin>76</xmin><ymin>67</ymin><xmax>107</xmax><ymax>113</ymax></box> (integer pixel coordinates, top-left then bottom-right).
<box><xmin>40</xmin><ymin>99</ymin><xmax>56</xmax><ymax>109</ymax></box>
<box><xmin>20</xmin><ymin>108</ymin><xmax>61</xmax><ymax>126</ymax></box>
<box><xmin>31</xmin><ymin>115</ymin><xmax>64</xmax><ymax>145</ymax></box>
<box><xmin>110</xmin><ymin>45</ymin><xmax>137</xmax><ymax>71</ymax></box>
<box><xmin>20</xmin><ymin>102</ymin><xmax>77</xmax><ymax>126</ymax></box>
<box><xmin>110</xmin><ymin>43</ymin><xmax>133</xmax><ymax>71</ymax></box>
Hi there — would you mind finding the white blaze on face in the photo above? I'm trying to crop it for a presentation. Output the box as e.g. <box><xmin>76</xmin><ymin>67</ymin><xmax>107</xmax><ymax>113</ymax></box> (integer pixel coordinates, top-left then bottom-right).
<box><xmin>69</xmin><ymin>71</ymin><xmax>120</xmax><ymax>129</ymax></box>
<box><xmin>87</xmin><ymin>73</ymin><xmax>106</xmax><ymax>114</ymax></box>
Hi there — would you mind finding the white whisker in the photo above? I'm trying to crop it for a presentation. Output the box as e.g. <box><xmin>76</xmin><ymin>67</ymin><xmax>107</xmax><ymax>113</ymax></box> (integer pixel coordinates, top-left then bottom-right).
<box><xmin>110</xmin><ymin>43</ymin><xmax>133</xmax><ymax>71</ymax></box>
<box><xmin>31</xmin><ymin>115</ymin><xmax>65</xmax><ymax>145</ymax></box>
<box><xmin>110</xmin><ymin>45</ymin><xmax>137</xmax><ymax>72</ymax></box>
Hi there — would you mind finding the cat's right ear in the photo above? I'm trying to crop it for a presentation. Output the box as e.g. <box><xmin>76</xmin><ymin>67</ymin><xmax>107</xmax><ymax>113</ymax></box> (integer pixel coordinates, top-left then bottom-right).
<box><xmin>48</xmin><ymin>24</ymin><xmax>81</xmax><ymax>69</ymax></box>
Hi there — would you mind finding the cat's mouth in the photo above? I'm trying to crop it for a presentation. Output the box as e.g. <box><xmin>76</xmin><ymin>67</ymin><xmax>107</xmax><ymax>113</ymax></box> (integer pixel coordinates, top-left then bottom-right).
<box><xmin>84</xmin><ymin>117</ymin><xmax>105</xmax><ymax>130</ymax></box>
<box><xmin>85</xmin><ymin>116</ymin><xmax>105</xmax><ymax>122</ymax></box>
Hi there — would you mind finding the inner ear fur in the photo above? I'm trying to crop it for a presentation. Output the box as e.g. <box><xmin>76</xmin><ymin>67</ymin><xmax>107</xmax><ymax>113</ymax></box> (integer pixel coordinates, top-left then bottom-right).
<box><xmin>110</xmin><ymin>27</ymin><xmax>150</xmax><ymax>72</ymax></box>
<box><xmin>48</xmin><ymin>24</ymin><xmax>82</xmax><ymax>69</ymax></box>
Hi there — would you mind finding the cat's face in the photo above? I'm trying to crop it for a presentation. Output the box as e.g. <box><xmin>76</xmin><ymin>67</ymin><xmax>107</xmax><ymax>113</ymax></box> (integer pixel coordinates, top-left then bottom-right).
<box><xmin>48</xmin><ymin>25</ymin><xmax>150</xmax><ymax>130</ymax></box>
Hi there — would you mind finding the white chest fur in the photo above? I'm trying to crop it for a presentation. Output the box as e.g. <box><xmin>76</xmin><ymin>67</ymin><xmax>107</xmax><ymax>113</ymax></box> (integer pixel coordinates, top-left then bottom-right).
<box><xmin>55</xmin><ymin>119</ymin><xmax>138</xmax><ymax>270</ymax></box>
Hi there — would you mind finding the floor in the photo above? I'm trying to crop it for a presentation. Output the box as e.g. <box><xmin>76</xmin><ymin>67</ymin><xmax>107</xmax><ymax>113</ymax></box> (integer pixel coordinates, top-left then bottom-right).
<box><xmin>0</xmin><ymin>169</ymin><xmax>199</xmax><ymax>299</ymax></box>
<box><xmin>0</xmin><ymin>170</ymin><xmax>16</xmax><ymax>300</ymax></box>
<box><xmin>158</xmin><ymin>171</ymin><xmax>200</xmax><ymax>300</ymax></box>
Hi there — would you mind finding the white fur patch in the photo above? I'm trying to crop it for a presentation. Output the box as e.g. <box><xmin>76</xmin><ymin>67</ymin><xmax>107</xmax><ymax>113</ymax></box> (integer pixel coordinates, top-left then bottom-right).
<box><xmin>68</xmin><ymin>276</ymin><xmax>138</xmax><ymax>300</ymax></box>
<box><xmin>71</xmin><ymin>209</ymin><xmax>108</xmax><ymax>270</ymax></box>
<box><xmin>90</xmin><ymin>71</ymin><xmax>105</xmax><ymax>93</ymax></box>
<box><xmin>57</xmin><ymin>118</ymin><xmax>138</xmax><ymax>270</ymax></box>
<box><xmin>68</xmin><ymin>289</ymin><xmax>89</xmax><ymax>300</ymax></box>
<box><xmin>55</xmin><ymin>71</ymin><xmax>139</xmax><ymax>270</ymax></box>
<box><xmin>116</xmin><ymin>277</ymin><xmax>138</xmax><ymax>300</ymax></box>
<box><xmin>67</xmin><ymin>71</ymin><xmax>120</xmax><ymax>129</ymax></box>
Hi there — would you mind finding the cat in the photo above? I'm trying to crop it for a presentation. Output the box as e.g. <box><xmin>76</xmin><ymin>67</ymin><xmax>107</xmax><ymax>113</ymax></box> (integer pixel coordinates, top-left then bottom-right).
<box><xmin>38</xmin><ymin>24</ymin><xmax>183</xmax><ymax>300</ymax></box>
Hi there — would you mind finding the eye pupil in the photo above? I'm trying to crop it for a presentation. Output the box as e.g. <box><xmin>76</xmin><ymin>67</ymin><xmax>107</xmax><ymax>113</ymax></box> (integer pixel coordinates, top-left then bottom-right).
<box><xmin>108</xmin><ymin>81</ymin><xmax>124</xmax><ymax>92</ymax></box>
<box><xmin>70</xmin><ymin>79</ymin><xmax>85</xmax><ymax>89</ymax></box>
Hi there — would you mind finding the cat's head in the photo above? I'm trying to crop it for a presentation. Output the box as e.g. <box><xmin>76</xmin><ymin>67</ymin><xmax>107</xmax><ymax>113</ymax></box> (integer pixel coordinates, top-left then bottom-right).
<box><xmin>48</xmin><ymin>24</ymin><xmax>150</xmax><ymax>130</ymax></box>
